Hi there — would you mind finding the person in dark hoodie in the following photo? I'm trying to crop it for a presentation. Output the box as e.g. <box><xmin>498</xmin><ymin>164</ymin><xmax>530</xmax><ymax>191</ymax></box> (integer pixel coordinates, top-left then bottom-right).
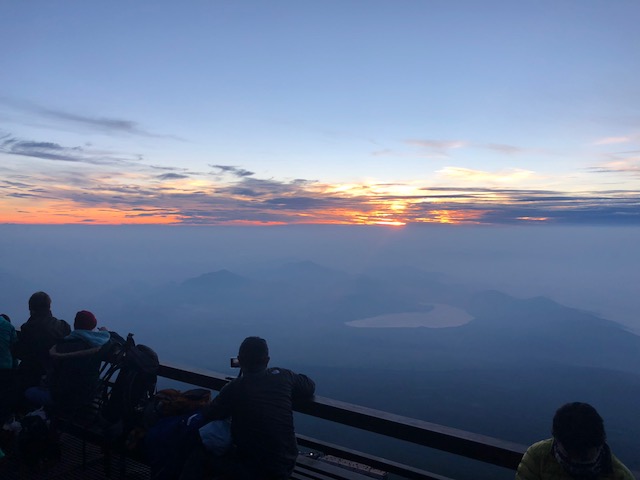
<box><xmin>25</xmin><ymin>310</ymin><xmax>111</xmax><ymax>411</ymax></box>
<box><xmin>13</xmin><ymin>292</ymin><xmax>71</xmax><ymax>389</ymax></box>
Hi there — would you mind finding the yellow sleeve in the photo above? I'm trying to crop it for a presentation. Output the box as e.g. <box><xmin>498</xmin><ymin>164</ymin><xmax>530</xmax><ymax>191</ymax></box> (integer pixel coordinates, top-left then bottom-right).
<box><xmin>515</xmin><ymin>445</ymin><xmax>541</xmax><ymax>480</ymax></box>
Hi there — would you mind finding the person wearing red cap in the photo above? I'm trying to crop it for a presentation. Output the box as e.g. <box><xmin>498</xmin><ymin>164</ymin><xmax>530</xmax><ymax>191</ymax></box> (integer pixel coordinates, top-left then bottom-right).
<box><xmin>73</xmin><ymin>310</ymin><xmax>97</xmax><ymax>330</ymax></box>
<box><xmin>25</xmin><ymin>310</ymin><xmax>111</xmax><ymax>411</ymax></box>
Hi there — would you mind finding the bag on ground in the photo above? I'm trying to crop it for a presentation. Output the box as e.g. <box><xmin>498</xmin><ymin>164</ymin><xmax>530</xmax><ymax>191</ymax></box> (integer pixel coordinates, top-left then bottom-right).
<box><xmin>17</xmin><ymin>408</ymin><xmax>60</xmax><ymax>467</ymax></box>
<box><xmin>199</xmin><ymin>418</ymin><xmax>232</xmax><ymax>456</ymax></box>
<box><xmin>144</xmin><ymin>388</ymin><xmax>211</xmax><ymax>428</ymax></box>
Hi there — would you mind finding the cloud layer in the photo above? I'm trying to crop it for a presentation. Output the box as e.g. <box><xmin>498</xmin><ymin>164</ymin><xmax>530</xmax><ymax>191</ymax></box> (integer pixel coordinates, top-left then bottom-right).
<box><xmin>2</xmin><ymin>143</ymin><xmax>639</xmax><ymax>226</ymax></box>
<box><xmin>1</xmin><ymin>123</ymin><xmax>639</xmax><ymax>225</ymax></box>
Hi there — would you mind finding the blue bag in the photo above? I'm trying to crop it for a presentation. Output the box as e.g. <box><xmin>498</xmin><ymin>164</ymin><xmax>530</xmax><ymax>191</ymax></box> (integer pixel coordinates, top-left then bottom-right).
<box><xmin>199</xmin><ymin>419</ymin><xmax>232</xmax><ymax>456</ymax></box>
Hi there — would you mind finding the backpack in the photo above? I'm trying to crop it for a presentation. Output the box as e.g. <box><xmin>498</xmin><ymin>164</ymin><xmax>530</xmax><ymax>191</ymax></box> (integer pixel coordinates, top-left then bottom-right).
<box><xmin>143</xmin><ymin>388</ymin><xmax>211</xmax><ymax>429</ymax></box>
<box><xmin>141</xmin><ymin>388</ymin><xmax>212</xmax><ymax>478</ymax></box>
<box><xmin>17</xmin><ymin>409</ymin><xmax>60</xmax><ymax>468</ymax></box>
<box><xmin>102</xmin><ymin>333</ymin><xmax>159</xmax><ymax>431</ymax></box>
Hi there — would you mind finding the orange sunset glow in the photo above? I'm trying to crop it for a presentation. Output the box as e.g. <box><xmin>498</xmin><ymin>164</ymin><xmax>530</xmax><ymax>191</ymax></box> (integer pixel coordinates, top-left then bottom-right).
<box><xmin>1</xmin><ymin>172</ymin><xmax>634</xmax><ymax>226</ymax></box>
<box><xmin>1</xmin><ymin>198</ymin><xmax>498</xmax><ymax>226</ymax></box>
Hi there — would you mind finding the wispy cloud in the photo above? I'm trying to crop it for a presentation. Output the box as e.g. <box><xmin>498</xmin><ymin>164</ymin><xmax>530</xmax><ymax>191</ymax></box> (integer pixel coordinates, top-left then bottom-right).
<box><xmin>482</xmin><ymin>143</ymin><xmax>526</xmax><ymax>155</ymax></box>
<box><xmin>210</xmin><ymin>165</ymin><xmax>255</xmax><ymax>177</ymax></box>
<box><xmin>0</xmin><ymin>97</ymin><xmax>179</xmax><ymax>139</ymax></box>
<box><xmin>369</xmin><ymin>139</ymin><xmax>467</xmax><ymax>160</ymax></box>
<box><xmin>157</xmin><ymin>173</ymin><xmax>190</xmax><ymax>181</ymax></box>
<box><xmin>40</xmin><ymin>109</ymin><xmax>158</xmax><ymax>136</ymax></box>
<box><xmin>590</xmin><ymin>158</ymin><xmax>640</xmax><ymax>176</ymax></box>
<box><xmin>371</xmin><ymin>149</ymin><xmax>394</xmax><ymax>157</ymax></box>
<box><xmin>590</xmin><ymin>146</ymin><xmax>640</xmax><ymax>176</ymax></box>
<box><xmin>1</xmin><ymin>133</ymin><xmax>142</xmax><ymax>166</ymax></box>
<box><xmin>368</xmin><ymin>136</ymin><xmax>542</xmax><ymax>161</ymax></box>
<box><xmin>406</xmin><ymin>139</ymin><xmax>467</xmax><ymax>151</ymax></box>
<box><xmin>437</xmin><ymin>167</ymin><xmax>536</xmax><ymax>183</ymax></box>
<box><xmin>593</xmin><ymin>136</ymin><xmax>633</xmax><ymax>146</ymax></box>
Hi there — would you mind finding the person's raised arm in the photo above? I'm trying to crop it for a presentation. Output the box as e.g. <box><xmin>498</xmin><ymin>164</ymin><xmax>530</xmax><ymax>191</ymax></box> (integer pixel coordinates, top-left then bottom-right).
<box><xmin>201</xmin><ymin>382</ymin><xmax>234</xmax><ymax>423</ymax></box>
<box><xmin>292</xmin><ymin>372</ymin><xmax>315</xmax><ymax>400</ymax></box>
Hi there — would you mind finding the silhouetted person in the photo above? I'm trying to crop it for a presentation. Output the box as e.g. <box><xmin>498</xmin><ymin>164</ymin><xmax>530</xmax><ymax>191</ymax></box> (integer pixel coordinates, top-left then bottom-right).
<box><xmin>25</xmin><ymin>310</ymin><xmax>111</xmax><ymax>411</ymax></box>
<box><xmin>0</xmin><ymin>313</ymin><xmax>16</xmax><ymax>370</ymax></box>
<box><xmin>181</xmin><ymin>336</ymin><xmax>315</xmax><ymax>480</ymax></box>
<box><xmin>0</xmin><ymin>313</ymin><xmax>18</xmax><ymax>421</ymax></box>
<box><xmin>13</xmin><ymin>292</ymin><xmax>71</xmax><ymax>389</ymax></box>
<box><xmin>516</xmin><ymin>402</ymin><xmax>634</xmax><ymax>480</ymax></box>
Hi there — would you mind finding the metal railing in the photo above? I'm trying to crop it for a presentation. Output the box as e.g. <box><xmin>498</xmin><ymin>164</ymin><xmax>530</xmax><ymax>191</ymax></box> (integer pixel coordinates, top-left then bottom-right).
<box><xmin>157</xmin><ymin>363</ymin><xmax>527</xmax><ymax>480</ymax></box>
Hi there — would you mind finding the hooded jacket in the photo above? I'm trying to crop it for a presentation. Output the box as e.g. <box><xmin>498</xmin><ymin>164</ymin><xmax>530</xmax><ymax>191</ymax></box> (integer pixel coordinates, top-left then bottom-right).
<box><xmin>48</xmin><ymin>329</ymin><xmax>111</xmax><ymax>410</ymax></box>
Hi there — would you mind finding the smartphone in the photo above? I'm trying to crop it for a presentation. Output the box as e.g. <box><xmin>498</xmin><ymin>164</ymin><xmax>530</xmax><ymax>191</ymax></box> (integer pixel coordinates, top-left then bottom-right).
<box><xmin>230</xmin><ymin>357</ymin><xmax>240</xmax><ymax>368</ymax></box>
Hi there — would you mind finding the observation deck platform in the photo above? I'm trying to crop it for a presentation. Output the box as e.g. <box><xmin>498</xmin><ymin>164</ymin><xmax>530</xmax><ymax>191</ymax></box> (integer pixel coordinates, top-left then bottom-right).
<box><xmin>0</xmin><ymin>431</ymin><xmax>149</xmax><ymax>480</ymax></box>
<box><xmin>1</xmin><ymin>362</ymin><xmax>531</xmax><ymax>480</ymax></box>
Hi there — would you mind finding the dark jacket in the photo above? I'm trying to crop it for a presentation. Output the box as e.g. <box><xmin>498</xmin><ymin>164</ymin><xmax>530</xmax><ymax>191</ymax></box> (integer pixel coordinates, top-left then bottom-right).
<box><xmin>202</xmin><ymin>367</ymin><xmax>315</xmax><ymax>478</ymax></box>
<box><xmin>0</xmin><ymin>316</ymin><xmax>17</xmax><ymax>369</ymax></box>
<box><xmin>48</xmin><ymin>330</ymin><xmax>111</xmax><ymax>410</ymax></box>
<box><xmin>14</xmin><ymin>314</ymin><xmax>71</xmax><ymax>383</ymax></box>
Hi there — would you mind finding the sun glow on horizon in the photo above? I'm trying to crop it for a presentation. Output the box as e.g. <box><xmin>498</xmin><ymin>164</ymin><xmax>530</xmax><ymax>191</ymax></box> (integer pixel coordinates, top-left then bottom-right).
<box><xmin>1</xmin><ymin>173</ymin><xmax>633</xmax><ymax>226</ymax></box>
<box><xmin>414</xmin><ymin>209</ymin><xmax>487</xmax><ymax>224</ymax></box>
<box><xmin>517</xmin><ymin>216</ymin><xmax>550</xmax><ymax>222</ymax></box>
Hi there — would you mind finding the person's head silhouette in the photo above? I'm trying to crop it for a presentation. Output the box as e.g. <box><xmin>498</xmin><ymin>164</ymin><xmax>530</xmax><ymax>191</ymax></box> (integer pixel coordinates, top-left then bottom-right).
<box><xmin>28</xmin><ymin>291</ymin><xmax>52</xmax><ymax>316</ymax></box>
<box><xmin>238</xmin><ymin>336</ymin><xmax>270</xmax><ymax>372</ymax></box>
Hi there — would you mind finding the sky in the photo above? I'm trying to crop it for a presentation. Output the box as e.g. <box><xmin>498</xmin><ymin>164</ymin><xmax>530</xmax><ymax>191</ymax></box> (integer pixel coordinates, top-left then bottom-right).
<box><xmin>1</xmin><ymin>1</ymin><xmax>639</xmax><ymax>226</ymax></box>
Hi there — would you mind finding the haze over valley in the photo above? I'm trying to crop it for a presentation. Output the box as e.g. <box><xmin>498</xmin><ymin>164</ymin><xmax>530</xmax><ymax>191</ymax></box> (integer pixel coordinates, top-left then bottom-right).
<box><xmin>1</xmin><ymin>224</ymin><xmax>639</xmax><ymax>479</ymax></box>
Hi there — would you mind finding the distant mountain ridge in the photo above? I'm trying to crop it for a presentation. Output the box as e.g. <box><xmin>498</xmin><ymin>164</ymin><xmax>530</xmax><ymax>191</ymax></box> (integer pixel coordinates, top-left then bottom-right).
<box><xmin>181</xmin><ymin>269</ymin><xmax>251</xmax><ymax>290</ymax></box>
<box><xmin>80</xmin><ymin>259</ymin><xmax>640</xmax><ymax>475</ymax></box>
<box><xmin>99</xmin><ymin>260</ymin><xmax>640</xmax><ymax>375</ymax></box>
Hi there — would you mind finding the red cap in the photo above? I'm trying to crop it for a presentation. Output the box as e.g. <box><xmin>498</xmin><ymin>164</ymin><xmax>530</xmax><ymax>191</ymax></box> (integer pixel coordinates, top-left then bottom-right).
<box><xmin>74</xmin><ymin>310</ymin><xmax>97</xmax><ymax>330</ymax></box>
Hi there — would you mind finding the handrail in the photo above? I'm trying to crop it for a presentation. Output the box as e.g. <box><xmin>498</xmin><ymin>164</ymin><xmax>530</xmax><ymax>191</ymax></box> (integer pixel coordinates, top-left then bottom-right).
<box><xmin>157</xmin><ymin>362</ymin><xmax>526</xmax><ymax>476</ymax></box>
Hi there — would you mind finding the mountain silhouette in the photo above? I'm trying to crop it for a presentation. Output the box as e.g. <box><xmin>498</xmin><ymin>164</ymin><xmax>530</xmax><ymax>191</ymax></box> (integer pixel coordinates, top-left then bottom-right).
<box><xmin>181</xmin><ymin>269</ymin><xmax>251</xmax><ymax>290</ymax></box>
<box><xmin>89</xmin><ymin>259</ymin><xmax>640</xmax><ymax>474</ymax></box>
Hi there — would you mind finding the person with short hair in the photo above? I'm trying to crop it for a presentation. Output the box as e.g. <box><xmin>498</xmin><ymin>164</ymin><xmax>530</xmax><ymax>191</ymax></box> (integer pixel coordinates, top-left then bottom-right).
<box><xmin>181</xmin><ymin>336</ymin><xmax>316</xmax><ymax>480</ymax></box>
<box><xmin>516</xmin><ymin>402</ymin><xmax>634</xmax><ymax>480</ymax></box>
<box><xmin>13</xmin><ymin>292</ymin><xmax>71</xmax><ymax>388</ymax></box>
